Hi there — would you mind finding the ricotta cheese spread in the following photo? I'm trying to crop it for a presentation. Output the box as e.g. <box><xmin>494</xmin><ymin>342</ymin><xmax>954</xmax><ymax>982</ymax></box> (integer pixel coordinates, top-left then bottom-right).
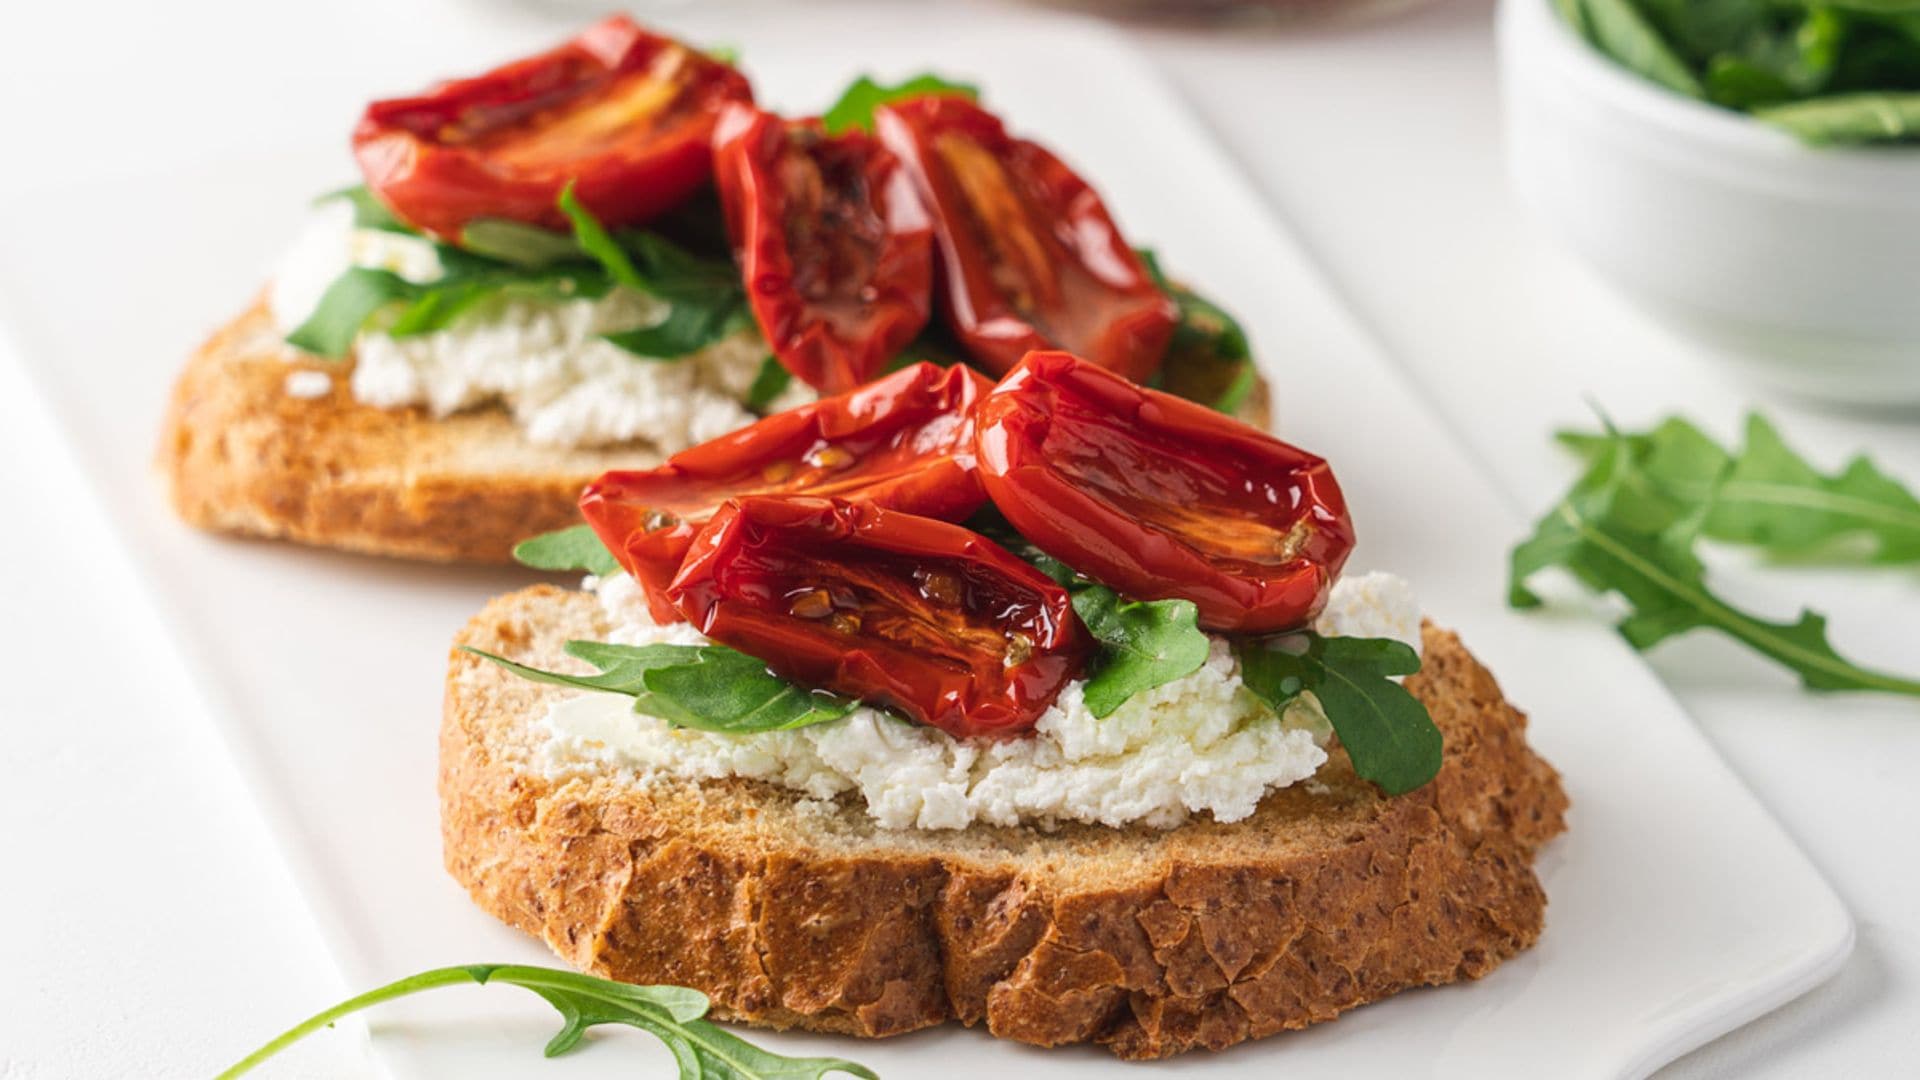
<box><xmin>281</xmin><ymin>369</ymin><xmax>333</xmax><ymax>400</ymax></box>
<box><xmin>536</xmin><ymin>570</ymin><xmax>1424</xmax><ymax>832</ymax></box>
<box><xmin>267</xmin><ymin>199</ymin><xmax>813</xmax><ymax>450</ymax></box>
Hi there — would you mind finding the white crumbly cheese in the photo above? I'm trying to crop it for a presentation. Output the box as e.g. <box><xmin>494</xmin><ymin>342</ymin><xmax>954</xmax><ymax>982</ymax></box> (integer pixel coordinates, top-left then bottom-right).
<box><xmin>536</xmin><ymin>571</ymin><xmax>1424</xmax><ymax>832</ymax></box>
<box><xmin>281</xmin><ymin>369</ymin><xmax>333</xmax><ymax>399</ymax></box>
<box><xmin>266</xmin><ymin>200</ymin><xmax>813</xmax><ymax>450</ymax></box>
<box><xmin>1313</xmin><ymin>571</ymin><xmax>1423</xmax><ymax>651</ymax></box>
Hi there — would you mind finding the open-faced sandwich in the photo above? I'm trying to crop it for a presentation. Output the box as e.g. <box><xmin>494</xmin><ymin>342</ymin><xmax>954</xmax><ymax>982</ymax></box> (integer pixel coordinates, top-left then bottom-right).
<box><xmin>158</xmin><ymin>16</ymin><xmax>1261</xmax><ymax>563</ymax></box>
<box><xmin>445</xmin><ymin>349</ymin><xmax>1568</xmax><ymax>1058</ymax></box>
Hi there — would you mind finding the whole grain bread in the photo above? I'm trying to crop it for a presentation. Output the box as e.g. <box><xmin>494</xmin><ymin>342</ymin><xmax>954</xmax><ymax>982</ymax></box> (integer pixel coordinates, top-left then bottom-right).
<box><xmin>440</xmin><ymin>585</ymin><xmax>1568</xmax><ymax>1059</ymax></box>
<box><xmin>157</xmin><ymin>301</ymin><xmax>1274</xmax><ymax>565</ymax></box>
<box><xmin>157</xmin><ymin>301</ymin><xmax>664</xmax><ymax>563</ymax></box>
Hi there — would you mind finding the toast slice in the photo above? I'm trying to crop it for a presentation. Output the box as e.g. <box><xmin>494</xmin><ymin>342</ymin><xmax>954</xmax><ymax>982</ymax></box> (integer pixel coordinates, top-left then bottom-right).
<box><xmin>441</xmin><ymin>585</ymin><xmax>1568</xmax><ymax>1059</ymax></box>
<box><xmin>157</xmin><ymin>300</ymin><xmax>667</xmax><ymax>564</ymax></box>
<box><xmin>157</xmin><ymin>300</ymin><xmax>1274</xmax><ymax>564</ymax></box>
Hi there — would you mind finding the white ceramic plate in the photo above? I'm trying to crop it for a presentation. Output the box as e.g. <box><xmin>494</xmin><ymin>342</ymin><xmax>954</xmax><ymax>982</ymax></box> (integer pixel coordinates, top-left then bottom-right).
<box><xmin>0</xmin><ymin>8</ymin><xmax>1849</xmax><ymax>1078</ymax></box>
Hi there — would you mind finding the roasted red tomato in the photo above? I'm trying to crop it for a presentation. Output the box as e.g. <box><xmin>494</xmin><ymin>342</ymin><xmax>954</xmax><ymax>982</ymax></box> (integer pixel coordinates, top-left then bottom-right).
<box><xmin>712</xmin><ymin>105</ymin><xmax>933</xmax><ymax>394</ymax></box>
<box><xmin>580</xmin><ymin>361</ymin><xmax>991</xmax><ymax>621</ymax></box>
<box><xmin>667</xmin><ymin>496</ymin><xmax>1090</xmax><ymax>738</ymax></box>
<box><xmin>873</xmin><ymin>96</ymin><xmax>1178</xmax><ymax>382</ymax></box>
<box><xmin>353</xmin><ymin>16</ymin><xmax>753</xmax><ymax>239</ymax></box>
<box><xmin>975</xmin><ymin>351</ymin><xmax>1354</xmax><ymax>633</ymax></box>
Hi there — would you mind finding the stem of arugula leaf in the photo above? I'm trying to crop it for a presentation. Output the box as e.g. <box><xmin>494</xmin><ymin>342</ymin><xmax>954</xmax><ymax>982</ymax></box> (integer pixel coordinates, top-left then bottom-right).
<box><xmin>1711</xmin><ymin>480</ymin><xmax>1920</xmax><ymax>535</ymax></box>
<box><xmin>215</xmin><ymin>966</ymin><xmax>480</xmax><ymax>1078</ymax></box>
<box><xmin>216</xmin><ymin>965</ymin><xmax>796</xmax><ymax>1080</ymax></box>
<box><xmin>1558</xmin><ymin>502</ymin><xmax>1920</xmax><ymax>697</ymax></box>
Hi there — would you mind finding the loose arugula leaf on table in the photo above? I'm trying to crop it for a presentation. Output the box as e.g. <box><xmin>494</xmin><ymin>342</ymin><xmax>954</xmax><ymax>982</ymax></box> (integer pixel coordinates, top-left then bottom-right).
<box><xmin>513</xmin><ymin>524</ymin><xmax>622</xmax><ymax>576</ymax></box>
<box><xmin>1556</xmin><ymin>413</ymin><xmax>1920</xmax><ymax>562</ymax></box>
<box><xmin>215</xmin><ymin>963</ymin><xmax>876</xmax><ymax>1080</ymax></box>
<box><xmin>820</xmin><ymin>72</ymin><xmax>979</xmax><ymax>134</ymax></box>
<box><xmin>1238</xmin><ymin>634</ymin><xmax>1441</xmax><ymax>796</ymax></box>
<box><xmin>465</xmin><ymin>640</ymin><xmax>857</xmax><ymax>733</ymax></box>
<box><xmin>1511</xmin><ymin>427</ymin><xmax>1920</xmax><ymax>697</ymax></box>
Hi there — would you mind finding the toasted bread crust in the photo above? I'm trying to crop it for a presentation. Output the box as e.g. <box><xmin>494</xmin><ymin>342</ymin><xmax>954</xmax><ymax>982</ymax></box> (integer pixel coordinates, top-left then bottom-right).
<box><xmin>156</xmin><ymin>302</ymin><xmax>661</xmax><ymax>563</ymax></box>
<box><xmin>157</xmin><ymin>302</ymin><xmax>1275</xmax><ymax>565</ymax></box>
<box><xmin>440</xmin><ymin>587</ymin><xmax>1567</xmax><ymax>1058</ymax></box>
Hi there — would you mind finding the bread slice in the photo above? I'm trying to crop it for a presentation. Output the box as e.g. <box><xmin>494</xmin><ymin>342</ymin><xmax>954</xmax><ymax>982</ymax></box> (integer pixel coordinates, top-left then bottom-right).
<box><xmin>440</xmin><ymin>585</ymin><xmax>1568</xmax><ymax>1059</ymax></box>
<box><xmin>157</xmin><ymin>300</ymin><xmax>665</xmax><ymax>563</ymax></box>
<box><xmin>157</xmin><ymin>301</ymin><xmax>1275</xmax><ymax>564</ymax></box>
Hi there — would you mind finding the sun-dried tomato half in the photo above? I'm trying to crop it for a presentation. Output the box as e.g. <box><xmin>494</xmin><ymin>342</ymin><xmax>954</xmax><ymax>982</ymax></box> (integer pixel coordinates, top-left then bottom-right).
<box><xmin>666</xmin><ymin>495</ymin><xmax>1091</xmax><ymax>738</ymax></box>
<box><xmin>874</xmin><ymin>95</ymin><xmax>1176</xmax><ymax>381</ymax></box>
<box><xmin>975</xmin><ymin>350</ymin><xmax>1355</xmax><ymax>633</ymax></box>
<box><xmin>580</xmin><ymin>361</ymin><xmax>990</xmax><ymax>621</ymax></box>
<box><xmin>712</xmin><ymin>104</ymin><xmax>933</xmax><ymax>394</ymax></box>
<box><xmin>353</xmin><ymin>16</ymin><xmax>753</xmax><ymax>238</ymax></box>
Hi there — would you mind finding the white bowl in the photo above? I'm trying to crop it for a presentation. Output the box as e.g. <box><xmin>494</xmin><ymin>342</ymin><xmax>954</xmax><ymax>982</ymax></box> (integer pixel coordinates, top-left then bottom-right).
<box><xmin>1498</xmin><ymin>0</ymin><xmax>1920</xmax><ymax>406</ymax></box>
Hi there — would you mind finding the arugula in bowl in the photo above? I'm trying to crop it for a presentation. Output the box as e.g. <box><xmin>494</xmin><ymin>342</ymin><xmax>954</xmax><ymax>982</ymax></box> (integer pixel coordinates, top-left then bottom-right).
<box><xmin>1553</xmin><ymin>0</ymin><xmax>1920</xmax><ymax>145</ymax></box>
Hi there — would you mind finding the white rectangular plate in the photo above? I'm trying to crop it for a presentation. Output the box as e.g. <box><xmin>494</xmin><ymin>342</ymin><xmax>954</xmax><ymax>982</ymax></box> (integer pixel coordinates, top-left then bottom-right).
<box><xmin>0</xmin><ymin>8</ymin><xmax>1848</xmax><ymax>1078</ymax></box>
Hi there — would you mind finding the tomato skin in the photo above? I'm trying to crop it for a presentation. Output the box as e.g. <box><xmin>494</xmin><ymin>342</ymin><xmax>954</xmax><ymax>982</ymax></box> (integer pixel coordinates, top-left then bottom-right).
<box><xmin>352</xmin><ymin>16</ymin><xmax>753</xmax><ymax>239</ymax></box>
<box><xmin>711</xmin><ymin>105</ymin><xmax>934</xmax><ymax>394</ymax></box>
<box><xmin>667</xmin><ymin>496</ymin><xmax>1090</xmax><ymax>738</ymax></box>
<box><xmin>580</xmin><ymin>362</ymin><xmax>991</xmax><ymax>622</ymax></box>
<box><xmin>873</xmin><ymin>96</ymin><xmax>1177</xmax><ymax>382</ymax></box>
<box><xmin>975</xmin><ymin>351</ymin><xmax>1355</xmax><ymax>633</ymax></box>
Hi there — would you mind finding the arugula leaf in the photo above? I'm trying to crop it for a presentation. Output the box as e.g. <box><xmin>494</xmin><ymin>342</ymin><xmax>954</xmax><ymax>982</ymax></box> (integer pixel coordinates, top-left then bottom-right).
<box><xmin>629</xmin><ymin>646</ymin><xmax>859</xmax><ymax>732</ymax></box>
<box><xmin>964</xmin><ymin>509</ymin><xmax>1217</xmax><ymax>714</ymax></box>
<box><xmin>557</xmin><ymin>183</ymin><xmax>753</xmax><ymax>359</ymax></box>
<box><xmin>1579</xmin><ymin>0</ymin><xmax>1708</xmax><ymax>98</ymax></box>
<box><xmin>320</xmin><ymin>184</ymin><xmax>411</xmax><ymax>233</ymax></box>
<box><xmin>1136</xmin><ymin>248</ymin><xmax>1257</xmax><ymax>415</ymax></box>
<box><xmin>821</xmin><ymin>72</ymin><xmax>979</xmax><ymax>134</ymax></box>
<box><xmin>288</xmin><ymin>183</ymin><xmax>753</xmax><ymax>361</ymax></box>
<box><xmin>1555</xmin><ymin>0</ymin><xmax>1920</xmax><ymax>144</ymax></box>
<box><xmin>214</xmin><ymin>963</ymin><xmax>875</xmax><ymax>1080</ymax></box>
<box><xmin>462</xmin><ymin>641</ymin><xmax>699</xmax><ymax>696</ymax></box>
<box><xmin>1237</xmin><ymin>634</ymin><xmax>1441</xmax><ymax>796</ymax></box>
<box><xmin>285</xmin><ymin>268</ymin><xmax>421</xmax><ymax>358</ymax></box>
<box><xmin>745</xmin><ymin>355</ymin><xmax>794</xmax><ymax>412</ymax></box>
<box><xmin>559</xmin><ymin>183</ymin><xmax>653</xmax><ymax>293</ymax></box>
<box><xmin>459</xmin><ymin>217</ymin><xmax>586</xmax><ymax>267</ymax></box>
<box><xmin>1071</xmin><ymin>589</ymin><xmax>1211</xmax><ymax>718</ymax></box>
<box><xmin>603</xmin><ymin>301</ymin><xmax>740</xmax><ymax>359</ymax></box>
<box><xmin>513</xmin><ymin>524</ymin><xmax>622</xmax><ymax>576</ymax></box>
<box><xmin>1754</xmin><ymin>90</ymin><xmax>1920</xmax><ymax>141</ymax></box>
<box><xmin>1552</xmin><ymin>0</ymin><xmax>1589</xmax><ymax>36</ymax></box>
<box><xmin>622</xmin><ymin>230</ymin><xmax>745</xmax><ymax>306</ymax></box>
<box><xmin>465</xmin><ymin>641</ymin><xmax>858</xmax><ymax>734</ymax></box>
<box><xmin>1557</xmin><ymin>413</ymin><xmax>1920</xmax><ymax>562</ymax></box>
<box><xmin>1210</xmin><ymin>362</ymin><xmax>1260</xmax><ymax>417</ymax></box>
<box><xmin>1512</xmin><ymin>427</ymin><xmax>1920</xmax><ymax>697</ymax></box>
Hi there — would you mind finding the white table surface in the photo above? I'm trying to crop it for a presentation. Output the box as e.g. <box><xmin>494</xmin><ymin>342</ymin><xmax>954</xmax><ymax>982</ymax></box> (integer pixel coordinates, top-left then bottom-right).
<box><xmin>2</xmin><ymin>1</ymin><xmax>1915</xmax><ymax>1076</ymax></box>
